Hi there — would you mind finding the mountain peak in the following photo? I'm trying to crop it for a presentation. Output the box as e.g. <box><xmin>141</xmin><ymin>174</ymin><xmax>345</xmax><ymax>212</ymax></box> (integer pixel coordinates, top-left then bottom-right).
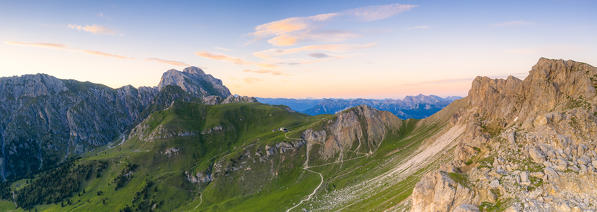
<box><xmin>158</xmin><ymin>67</ymin><xmax>231</xmax><ymax>98</ymax></box>
<box><xmin>461</xmin><ymin>57</ymin><xmax>596</xmax><ymax>128</ymax></box>
<box><xmin>182</xmin><ymin>66</ymin><xmax>205</xmax><ymax>75</ymax></box>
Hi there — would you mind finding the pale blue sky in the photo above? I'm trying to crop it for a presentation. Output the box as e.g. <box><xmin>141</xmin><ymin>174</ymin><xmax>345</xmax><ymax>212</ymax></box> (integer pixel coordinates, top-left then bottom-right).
<box><xmin>1</xmin><ymin>0</ymin><xmax>596</xmax><ymax>98</ymax></box>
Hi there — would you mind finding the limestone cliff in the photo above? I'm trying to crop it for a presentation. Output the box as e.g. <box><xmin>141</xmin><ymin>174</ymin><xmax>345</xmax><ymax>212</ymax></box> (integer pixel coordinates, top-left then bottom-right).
<box><xmin>303</xmin><ymin>105</ymin><xmax>402</xmax><ymax>160</ymax></box>
<box><xmin>158</xmin><ymin>66</ymin><xmax>231</xmax><ymax>98</ymax></box>
<box><xmin>411</xmin><ymin>58</ymin><xmax>597</xmax><ymax>211</ymax></box>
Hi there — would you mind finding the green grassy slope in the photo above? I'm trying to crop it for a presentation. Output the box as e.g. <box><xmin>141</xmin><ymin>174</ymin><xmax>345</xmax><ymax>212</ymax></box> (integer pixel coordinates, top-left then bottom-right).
<box><xmin>0</xmin><ymin>101</ymin><xmax>451</xmax><ymax>211</ymax></box>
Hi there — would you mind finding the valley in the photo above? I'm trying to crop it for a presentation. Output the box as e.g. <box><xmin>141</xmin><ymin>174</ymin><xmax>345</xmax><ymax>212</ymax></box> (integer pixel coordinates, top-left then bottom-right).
<box><xmin>0</xmin><ymin>58</ymin><xmax>595</xmax><ymax>211</ymax></box>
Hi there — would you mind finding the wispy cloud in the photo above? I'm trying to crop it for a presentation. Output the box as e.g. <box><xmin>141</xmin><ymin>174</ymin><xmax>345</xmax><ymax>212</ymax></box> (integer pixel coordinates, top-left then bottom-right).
<box><xmin>4</xmin><ymin>41</ymin><xmax>66</xmax><ymax>49</ymax></box>
<box><xmin>253</xmin><ymin>43</ymin><xmax>375</xmax><ymax>59</ymax></box>
<box><xmin>243</xmin><ymin>69</ymin><xmax>285</xmax><ymax>76</ymax></box>
<box><xmin>345</xmin><ymin>3</ymin><xmax>417</xmax><ymax>21</ymax></box>
<box><xmin>251</xmin><ymin>3</ymin><xmax>415</xmax><ymax>46</ymax></box>
<box><xmin>493</xmin><ymin>20</ymin><xmax>533</xmax><ymax>27</ymax></box>
<box><xmin>408</xmin><ymin>25</ymin><xmax>430</xmax><ymax>30</ymax></box>
<box><xmin>309</xmin><ymin>52</ymin><xmax>329</xmax><ymax>58</ymax></box>
<box><xmin>267</xmin><ymin>34</ymin><xmax>298</xmax><ymax>46</ymax></box>
<box><xmin>81</xmin><ymin>50</ymin><xmax>131</xmax><ymax>59</ymax></box>
<box><xmin>253</xmin><ymin>13</ymin><xmax>338</xmax><ymax>38</ymax></box>
<box><xmin>147</xmin><ymin>58</ymin><xmax>189</xmax><ymax>66</ymax></box>
<box><xmin>68</xmin><ymin>24</ymin><xmax>116</xmax><ymax>35</ymax></box>
<box><xmin>195</xmin><ymin>51</ymin><xmax>277</xmax><ymax>69</ymax></box>
<box><xmin>244</xmin><ymin>77</ymin><xmax>261</xmax><ymax>84</ymax></box>
<box><xmin>253</xmin><ymin>13</ymin><xmax>338</xmax><ymax>46</ymax></box>
<box><xmin>214</xmin><ymin>46</ymin><xmax>232</xmax><ymax>52</ymax></box>
<box><xmin>195</xmin><ymin>51</ymin><xmax>251</xmax><ymax>65</ymax></box>
<box><xmin>5</xmin><ymin>40</ymin><xmax>132</xmax><ymax>59</ymax></box>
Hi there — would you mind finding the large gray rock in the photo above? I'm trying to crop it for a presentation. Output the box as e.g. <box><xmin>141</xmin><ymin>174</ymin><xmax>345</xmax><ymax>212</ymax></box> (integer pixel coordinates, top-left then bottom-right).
<box><xmin>221</xmin><ymin>95</ymin><xmax>257</xmax><ymax>104</ymax></box>
<box><xmin>412</xmin><ymin>171</ymin><xmax>478</xmax><ymax>212</ymax></box>
<box><xmin>529</xmin><ymin>147</ymin><xmax>547</xmax><ymax>164</ymax></box>
<box><xmin>158</xmin><ymin>66</ymin><xmax>231</xmax><ymax>98</ymax></box>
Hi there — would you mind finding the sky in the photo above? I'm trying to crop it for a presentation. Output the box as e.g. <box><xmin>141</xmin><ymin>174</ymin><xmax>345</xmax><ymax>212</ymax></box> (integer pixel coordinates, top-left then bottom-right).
<box><xmin>1</xmin><ymin>0</ymin><xmax>596</xmax><ymax>98</ymax></box>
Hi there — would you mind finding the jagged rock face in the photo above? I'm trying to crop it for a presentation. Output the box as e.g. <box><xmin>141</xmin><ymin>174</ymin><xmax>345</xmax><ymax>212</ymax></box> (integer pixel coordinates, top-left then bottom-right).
<box><xmin>199</xmin><ymin>95</ymin><xmax>257</xmax><ymax>105</ymax></box>
<box><xmin>221</xmin><ymin>95</ymin><xmax>257</xmax><ymax>104</ymax></box>
<box><xmin>0</xmin><ymin>74</ymin><xmax>68</xmax><ymax>97</ymax></box>
<box><xmin>412</xmin><ymin>171</ymin><xmax>478</xmax><ymax>212</ymax></box>
<box><xmin>411</xmin><ymin>58</ymin><xmax>597</xmax><ymax>211</ymax></box>
<box><xmin>303</xmin><ymin>105</ymin><xmax>401</xmax><ymax>159</ymax></box>
<box><xmin>0</xmin><ymin>74</ymin><xmax>158</xmax><ymax>180</ymax></box>
<box><xmin>464</xmin><ymin>58</ymin><xmax>597</xmax><ymax>128</ymax></box>
<box><xmin>158</xmin><ymin>66</ymin><xmax>231</xmax><ymax>98</ymax></box>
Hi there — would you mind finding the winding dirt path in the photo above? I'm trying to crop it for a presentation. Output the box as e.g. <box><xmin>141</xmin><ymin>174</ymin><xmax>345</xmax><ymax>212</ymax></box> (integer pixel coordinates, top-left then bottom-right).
<box><xmin>193</xmin><ymin>193</ymin><xmax>203</xmax><ymax>210</ymax></box>
<box><xmin>284</xmin><ymin>130</ymin><xmax>326</xmax><ymax>212</ymax></box>
<box><xmin>284</xmin><ymin>119</ymin><xmax>372</xmax><ymax>212</ymax></box>
<box><xmin>285</xmin><ymin>168</ymin><xmax>324</xmax><ymax>212</ymax></box>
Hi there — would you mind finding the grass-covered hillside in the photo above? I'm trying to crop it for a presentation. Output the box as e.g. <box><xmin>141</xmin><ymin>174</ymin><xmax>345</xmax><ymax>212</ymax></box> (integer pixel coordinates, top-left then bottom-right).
<box><xmin>0</xmin><ymin>101</ymin><xmax>456</xmax><ymax>211</ymax></box>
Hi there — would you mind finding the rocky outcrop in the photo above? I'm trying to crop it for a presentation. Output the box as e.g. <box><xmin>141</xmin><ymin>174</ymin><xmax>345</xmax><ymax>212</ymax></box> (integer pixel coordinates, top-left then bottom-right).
<box><xmin>221</xmin><ymin>95</ymin><xmax>257</xmax><ymax>104</ymax></box>
<box><xmin>302</xmin><ymin>105</ymin><xmax>402</xmax><ymax>160</ymax></box>
<box><xmin>462</xmin><ymin>57</ymin><xmax>596</xmax><ymax>128</ymax></box>
<box><xmin>412</xmin><ymin>171</ymin><xmax>478</xmax><ymax>212</ymax></box>
<box><xmin>198</xmin><ymin>95</ymin><xmax>257</xmax><ymax>105</ymax></box>
<box><xmin>185</xmin><ymin>139</ymin><xmax>307</xmax><ymax>185</ymax></box>
<box><xmin>411</xmin><ymin>58</ymin><xmax>597</xmax><ymax>211</ymax></box>
<box><xmin>158</xmin><ymin>66</ymin><xmax>231</xmax><ymax>98</ymax></box>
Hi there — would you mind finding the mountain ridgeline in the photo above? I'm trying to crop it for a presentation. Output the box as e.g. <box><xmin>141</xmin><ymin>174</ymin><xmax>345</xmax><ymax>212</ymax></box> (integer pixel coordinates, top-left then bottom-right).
<box><xmin>0</xmin><ymin>58</ymin><xmax>595</xmax><ymax>211</ymax></box>
<box><xmin>0</xmin><ymin>66</ymin><xmax>255</xmax><ymax>180</ymax></box>
<box><xmin>258</xmin><ymin>95</ymin><xmax>460</xmax><ymax>119</ymax></box>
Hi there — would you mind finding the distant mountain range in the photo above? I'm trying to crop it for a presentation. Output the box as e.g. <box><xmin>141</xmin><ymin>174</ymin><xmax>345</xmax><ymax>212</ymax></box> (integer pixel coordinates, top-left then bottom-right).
<box><xmin>258</xmin><ymin>95</ymin><xmax>461</xmax><ymax>119</ymax></box>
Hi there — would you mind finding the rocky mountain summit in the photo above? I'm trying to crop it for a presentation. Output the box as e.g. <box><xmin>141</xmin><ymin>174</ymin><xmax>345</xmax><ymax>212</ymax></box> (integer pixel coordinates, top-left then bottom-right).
<box><xmin>158</xmin><ymin>66</ymin><xmax>231</xmax><ymax>98</ymax></box>
<box><xmin>412</xmin><ymin>58</ymin><xmax>597</xmax><ymax>211</ymax></box>
<box><xmin>0</xmin><ymin>66</ymin><xmax>252</xmax><ymax>180</ymax></box>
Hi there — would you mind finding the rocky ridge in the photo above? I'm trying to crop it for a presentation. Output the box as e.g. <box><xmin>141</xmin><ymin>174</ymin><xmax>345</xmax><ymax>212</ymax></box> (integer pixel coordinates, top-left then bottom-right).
<box><xmin>0</xmin><ymin>66</ymin><xmax>254</xmax><ymax>180</ymax></box>
<box><xmin>411</xmin><ymin>58</ymin><xmax>597</xmax><ymax>211</ymax></box>
<box><xmin>303</xmin><ymin>105</ymin><xmax>402</xmax><ymax>160</ymax></box>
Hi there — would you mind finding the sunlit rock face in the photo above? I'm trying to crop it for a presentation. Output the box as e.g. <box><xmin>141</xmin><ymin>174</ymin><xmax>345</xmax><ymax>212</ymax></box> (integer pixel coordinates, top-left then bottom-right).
<box><xmin>411</xmin><ymin>58</ymin><xmax>597</xmax><ymax>211</ymax></box>
<box><xmin>158</xmin><ymin>66</ymin><xmax>231</xmax><ymax>98</ymax></box>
